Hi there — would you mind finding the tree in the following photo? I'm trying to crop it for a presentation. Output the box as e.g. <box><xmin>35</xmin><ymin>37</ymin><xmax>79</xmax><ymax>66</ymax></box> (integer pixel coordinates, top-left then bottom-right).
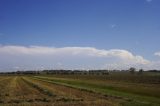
<box><xmin>138</xmin><ymin>69</ymin><xmax>143</xmax><ymax>75</ymax></box>
<box><xmin>129</xmin><ymin>67</ymin><xmax>136</xmax><ymax>74</ymax></box>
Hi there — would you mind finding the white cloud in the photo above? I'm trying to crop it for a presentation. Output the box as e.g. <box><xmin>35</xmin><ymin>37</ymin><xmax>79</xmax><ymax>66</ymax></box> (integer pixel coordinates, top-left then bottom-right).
<box><xmin>0</xmin><ymin>45</ymin><xmax>152</xmax><ymax>71</ymax></box>
<box><xmin>110</xmin><ymin>24</ymin><xmax>117</xmax><ymax>28</ymax></box>
<box><xmin>154</xmin><ymin>52</ymin><xmax>160</xmax><ymax>56</ymax></box>
<box><xmin>146</xmin><ymin>0</ymin><xmax>152</xmax><ymax>2</ymax></box>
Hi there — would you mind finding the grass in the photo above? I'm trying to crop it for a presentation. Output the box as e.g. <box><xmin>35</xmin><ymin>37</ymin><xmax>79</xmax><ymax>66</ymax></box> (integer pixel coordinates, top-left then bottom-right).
<box><xmin>22</xmin><ymin>77</ymin><xmax>56</xmax><ymax>97</ymax></box>
<box><xmin>33</xmin><ymin>74</ymin><xmax>160</xmax><ymax>106</ymax></box>
<box><xmin>0</xmin><ymin>73</ymin><xmax>159</xmax><ymax>106</ymax></box>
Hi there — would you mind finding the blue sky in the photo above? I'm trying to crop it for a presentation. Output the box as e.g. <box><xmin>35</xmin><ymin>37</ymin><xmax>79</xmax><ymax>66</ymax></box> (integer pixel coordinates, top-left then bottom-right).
<box><xmin>0</xmin><ymin>0</ymin><xmax>160</xmax><ymax>71</ymax></box>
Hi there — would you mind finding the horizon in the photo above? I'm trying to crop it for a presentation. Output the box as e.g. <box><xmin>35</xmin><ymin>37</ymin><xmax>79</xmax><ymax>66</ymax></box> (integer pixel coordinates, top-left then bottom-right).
<box><xmin>1</xmin><ymin>0</ymin><xmax>160</xmax><ymax>71</ymax></box>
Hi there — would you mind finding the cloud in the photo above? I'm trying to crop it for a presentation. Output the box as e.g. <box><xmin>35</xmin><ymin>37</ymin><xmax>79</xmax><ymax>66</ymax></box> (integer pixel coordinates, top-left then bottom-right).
<box><xmin>154</xmin><ymin>52</ymin><xmax>160</xmax><ymax>56</ymax></box>
<box><xmin>110</xmin><ymin>24</ymin><xmax>117</xmax><ymax>28</ymax></box>
<box><xmin>0</xmin><ymin>45</ymin><xmax>149</xmax><ymax>62</ymax></box>
<box><xmin>0</xmin><ymin>45</ymin><xmax>151</xmax><ymax>71</ymax></box>
<box><xmin>146</xmin><ymin>0</ymin><xmax>152</xmax><ymax>2</ymax></box>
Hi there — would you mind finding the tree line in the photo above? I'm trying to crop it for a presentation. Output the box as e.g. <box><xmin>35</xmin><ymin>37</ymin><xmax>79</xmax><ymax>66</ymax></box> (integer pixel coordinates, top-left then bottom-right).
<box><xmin>0</xmin><ymin>67</ymin><xmax>159</xmax><ymax>75</ymax></box>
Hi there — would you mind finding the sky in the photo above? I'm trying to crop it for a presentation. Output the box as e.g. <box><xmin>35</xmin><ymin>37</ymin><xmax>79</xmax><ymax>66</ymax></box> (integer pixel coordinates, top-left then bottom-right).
<box><xmin>0</xmin><ymin>0</ymin><xmax>160</xmax><ymax>71</ymax></box>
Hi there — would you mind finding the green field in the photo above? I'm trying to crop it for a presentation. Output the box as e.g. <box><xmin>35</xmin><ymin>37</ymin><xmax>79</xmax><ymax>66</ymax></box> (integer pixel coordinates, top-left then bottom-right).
<box><xmin>0</xmin><ymin>72</ymin><xmax>160</xmax><ymax>106</ymax></box>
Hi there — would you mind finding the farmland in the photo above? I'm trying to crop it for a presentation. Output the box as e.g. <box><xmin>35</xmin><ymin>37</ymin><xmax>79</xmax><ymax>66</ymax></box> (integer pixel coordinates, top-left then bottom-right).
<box><xmin>0</xmin><ymin>72</ymin><xmax>160</xmax><ymax>106</ymax></box>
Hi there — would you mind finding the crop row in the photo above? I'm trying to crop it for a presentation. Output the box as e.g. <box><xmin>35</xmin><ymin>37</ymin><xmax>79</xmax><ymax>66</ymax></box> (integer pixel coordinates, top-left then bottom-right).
<box><xmin>33</xmin><ymin>76</ymin><xmax>160</xmax><ymax>106</ymax></box>
<box><xmin>22</xmin><ymin>77</ymin><xmax>55</xmax><ymax>97</ymax></box>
